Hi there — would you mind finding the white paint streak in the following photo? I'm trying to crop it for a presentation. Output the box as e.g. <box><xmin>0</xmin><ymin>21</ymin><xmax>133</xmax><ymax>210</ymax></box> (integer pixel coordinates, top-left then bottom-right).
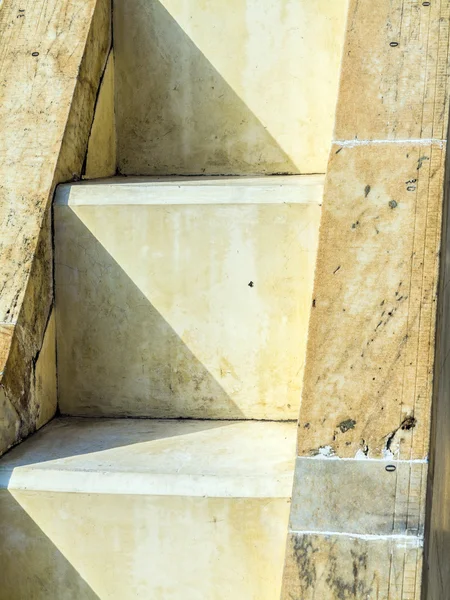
<box><xmin>301</xmin><ymin>455</ymin><xmax>427</xmax><ymax>463</ymax></box>
<box><xmin>289</xmin><ymin>529</ymin><xmax>424</xmax><ymax>546</ymax></box>
<box><xmin>334</xmin><ymin>138</ymin><xmax>446</xmax><ymax>148</ymax></box>
<box><xmin>315</xmin><ymin>445</ymin><xmax>335</xmax><ymax>458</ymax></box>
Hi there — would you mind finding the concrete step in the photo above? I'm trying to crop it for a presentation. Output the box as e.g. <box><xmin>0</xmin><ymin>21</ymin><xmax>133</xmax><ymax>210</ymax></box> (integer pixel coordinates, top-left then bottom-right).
<box><xmin>54</xmin><ymin>175</ymin><xmax>323</xmax><ymax>420</ymax></box>
<box><xmin>0</xmin><ymin>417</ymin><xmax>296</xmax><ymax>600</ymax></box>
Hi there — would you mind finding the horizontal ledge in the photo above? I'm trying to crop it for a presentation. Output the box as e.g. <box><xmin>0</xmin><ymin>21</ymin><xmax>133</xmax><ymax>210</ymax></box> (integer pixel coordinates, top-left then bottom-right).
<box><xmin>289</xmin><ymin>530</ymin><xmax>424</xmax><ymax>545</ymax></box>
<box><xmin>54</xmin><ymin>175</ymin><xmax>325</xmax><ymax>206</ymax></box>
<box><xmin>2</xmin><ymin>470</ymin><xmax>293</xmax><ymax>498</ymax></box>
<box><xmin>0</xmin><ymin>418</ymin><xmax>296</xmax><ymax>498</ymax></box>
<box><xmin>333</xmin><ymin>138</ymin><xmax>446</xmax><ymax>148</ymax></box>
<box><xmin>298</xmin><ymin>456</ymin><xmax>428</xmax><ymax>463</ymax></box>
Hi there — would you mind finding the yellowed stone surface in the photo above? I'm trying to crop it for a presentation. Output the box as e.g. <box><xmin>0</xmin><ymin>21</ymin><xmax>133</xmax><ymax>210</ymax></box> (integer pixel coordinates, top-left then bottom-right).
<box><xmin>0</xmin><ymin>491</ymin><xmax>289</xmax><ymax>600</ymax></box>
<box><xmin>282</xmin><ymin>1</ymin><xmax>450</xmax><ymax>597</ymax></box>
<box><xmin>33</xmin><ymin>311</ymin><xmax>57</xmax><ymax>430</ymax></box>
<box><xmin>54</xmin><ymin>177</ymin><xmax>321</xmax><ymax>419</ymax></box>
<box><xmin>297</xmin><ymin>143</ymin><xmax>443</xmax><ymax>460</ymax></box>
<box><xmin>335</xmin><ymin>0</ymin><xmax>450</xmax><ymax>141</ymax></box>
<box><xmin>0</xmin><ymin>0</ymin><xmax>111</xmax><ymax>456</ymax></box>
<box><xmin>0</xmin><ymin>418</ymin><xmax>295</xmax><ymax>600</ymax></box>
<box><xmin>85</xmin><ymin>51</ymin><xmax>117</xmax><ymax>180</ymax></box>
<box><xmin>114</xmin><ymin>0</ymin><xmax>348</xmax><ymax>175</ymax></box>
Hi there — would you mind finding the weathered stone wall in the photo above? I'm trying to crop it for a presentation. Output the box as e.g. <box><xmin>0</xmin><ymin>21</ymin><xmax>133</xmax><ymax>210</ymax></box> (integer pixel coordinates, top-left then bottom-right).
<box><xmin>0</xmin><ymin>0</ymin><xmax>111</xmax><ymax>457</ymax></box>
<box><xmin>282</xmin><ymin>1</ymin><xmax>450</xmax><ymax>597</ymax></box>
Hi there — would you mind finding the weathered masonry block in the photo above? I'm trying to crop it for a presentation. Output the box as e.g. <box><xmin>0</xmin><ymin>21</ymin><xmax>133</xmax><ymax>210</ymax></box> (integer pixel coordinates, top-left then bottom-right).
<box><xmin>282</xmin><ymin>1</ymin><xmax>450</xmax><ymax>598</ymax></box>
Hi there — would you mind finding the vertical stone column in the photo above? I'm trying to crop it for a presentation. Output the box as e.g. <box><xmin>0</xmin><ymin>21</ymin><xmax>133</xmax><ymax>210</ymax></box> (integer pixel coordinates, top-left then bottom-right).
<box><xmin>282</xmin><ymin>1</ymin><xmax>450</xmax><ymax>597</ymax></box>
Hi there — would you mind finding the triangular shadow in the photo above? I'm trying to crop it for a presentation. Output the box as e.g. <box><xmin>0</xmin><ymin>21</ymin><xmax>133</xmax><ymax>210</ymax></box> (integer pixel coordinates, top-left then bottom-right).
<box><xmin>54</xmin><ymin>205</ymin><xmax>246</xmax><ymax>420</ymax></box>
<box><xmin>114</xmin><ymin>0</ymin><xmax>301</xmax><ymax>176</ymax></box>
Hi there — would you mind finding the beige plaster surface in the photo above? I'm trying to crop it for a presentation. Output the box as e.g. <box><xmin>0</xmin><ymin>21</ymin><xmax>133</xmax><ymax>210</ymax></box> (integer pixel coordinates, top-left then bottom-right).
<box><xmin>54</xmin><ymin>177</ymin><xmax>321</xmax><ymax>419</ymax></box>
<box><xmin>0</xmin><ymin>418</ymin><xmax>296</xmax><ymax>498</ymax></box>
<box><xmin>114</xmin><ymin>0</ymin><xmax>348</xmax><ymax>175</ymax></box>
<box><xmin>0</xmin><ymin>491</ymin><xmax>289</xmax><ymax>600</ymax></box>
<box><xmin>33</xmin><ymin>310</ymin><xmax>57</xmax><ymax>430</ymax></box>
<box><xmin>0</xmin><ymin>418</ymin><xmax>295</xmax><ymax>599</ymax></box>
<box><xmin>85</xmin><ymin>50</ymin><xmax>117</xmax><ymax>180</ymax></box>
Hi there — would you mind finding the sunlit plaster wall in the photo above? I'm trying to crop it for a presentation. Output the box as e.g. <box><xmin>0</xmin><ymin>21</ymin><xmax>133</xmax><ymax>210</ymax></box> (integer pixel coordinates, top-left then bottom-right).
<box><xmin>114</xmin><ymin>0</ymin><xmax>349</xmax><ymax>175</ymax></box>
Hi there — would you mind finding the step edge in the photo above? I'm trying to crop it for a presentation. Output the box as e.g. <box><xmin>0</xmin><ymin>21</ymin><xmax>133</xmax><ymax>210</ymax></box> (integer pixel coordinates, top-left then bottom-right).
<box><xmin>1</xmin><ymin>468</ymin><xmax>294</xmax><ymax>498</ymax></box>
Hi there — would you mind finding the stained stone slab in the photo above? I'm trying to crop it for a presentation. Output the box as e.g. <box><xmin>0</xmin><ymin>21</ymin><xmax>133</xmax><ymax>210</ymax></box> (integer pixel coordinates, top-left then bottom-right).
<box><xmin>290</xmin><ymin>458</ymin><xmax>427</xmax><ymax>537</ymax></box>
<box><xmin>335</xmin><ymin>0</ymin><xmax>450</xmax><ymax>141</ymax></box>
<box><xmin>282</xmin><ymin>532</ymin><xmax>422</xmax><ymax>600</ymax></box>
<box><xmin>297</xmin><ymin>142</ymin><xmax>444</xmax><ymax>460</ymax></box>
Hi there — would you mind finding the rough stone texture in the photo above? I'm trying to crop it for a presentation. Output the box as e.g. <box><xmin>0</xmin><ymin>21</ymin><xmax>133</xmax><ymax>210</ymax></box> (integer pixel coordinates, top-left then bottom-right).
<box><xmin>114</xmin><ymin>0</ymin><xmax>348</xmax><ymax>175</ymax></box>
<box><xmin>282</xmin><ymin>533</ymin><xmax>422</xmax><ymax>600</ymax></box>
<box><xmin>335</xmin><ymin>0</ymin><xmax>450</xmax><ymax>141</ymax></box>
<box><xmin>298</xmin><ymin>143</ymin><xmax>444</xmax><ymax>460</ymax></box>
<box><xmin>54</xmin><ymin>0</ymin><xmax>112</xmax><ymax>184</ymax></box>
<box><xmin>282</xmin><ymin>0</ymin><xmax>450</xmax><ymax>597</ymax></box>
<box><xmin>0</xmin><ymin>0</ymin><xmax>111</xmax><ymax>456</ymax></box>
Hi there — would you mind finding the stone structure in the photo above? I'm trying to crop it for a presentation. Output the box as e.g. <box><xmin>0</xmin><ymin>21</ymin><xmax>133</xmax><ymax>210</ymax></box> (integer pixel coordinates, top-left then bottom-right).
<box><xmin>0</xmin><ymin>0</ymin><xmax>449</xmax><ymax>598</ymax></box>
<box><xmin>282</xmin><ymin>1</ymin><xmax>450</xmax><ymax>598</ymax></box>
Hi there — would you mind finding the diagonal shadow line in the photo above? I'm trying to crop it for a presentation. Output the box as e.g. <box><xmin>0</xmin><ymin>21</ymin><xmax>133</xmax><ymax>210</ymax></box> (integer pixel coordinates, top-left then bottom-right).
<box><xmin>114</xmin><ymin>0</ymin><xmax>302</xmax><ymax>176</ymax></box>
<box><xmin>54</xmin><ymin>204</ymin><xmax>246</xmax><ymax>421</ymax></box>
<box><xmin>0</xmin><ymin>489</ymin><xmax>100</xmax><ymax>600</ymax></box>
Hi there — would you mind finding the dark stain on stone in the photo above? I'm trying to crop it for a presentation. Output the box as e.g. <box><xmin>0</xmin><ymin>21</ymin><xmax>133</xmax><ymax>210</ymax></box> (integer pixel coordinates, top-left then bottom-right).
<box><xmin>417</xmin><ymin>155</ymin><xmax>430</xmax><ymax>170</ymax></box>
<box><xmin>326</xmin><ymin>550</ymin><xmax>373</xmax><ymax>600</ymax></box>
<box><xmin>338</xmin><ymin>419</ymin><xmax>357</xmax><ymax>433</ymax></box>
<box><xmin>292</xmin><ymin>535</ymin><xmax>318</xmax><ymax>593</ymax></box>
<box><xmin>384</xmin><ymin>413</ymin><xmax>416</xmax><ymax>454</ymax></box>
<box><xmin>360</xmin><ymin>439</ymin><xmax>369</xmax><ymax>456</ymax></box>
<box><xmin>364</xmin><ymin>185</ymin><xmax>371</xmax><ymax>197</ymax></box>
<box><xmin>401</xmin><ymin>415</ymin><xmax>417</xmax><ymax>430</ymax></box>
